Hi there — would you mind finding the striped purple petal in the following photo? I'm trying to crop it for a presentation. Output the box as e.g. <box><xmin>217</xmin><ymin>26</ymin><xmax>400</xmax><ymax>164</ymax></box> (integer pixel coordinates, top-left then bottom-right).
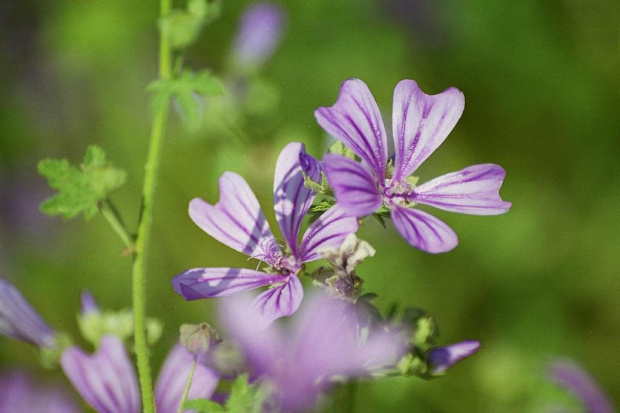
<box><xmin>323</xmin><ymin>154</ymin><xmax>382</xmax><ymax>217</ymax></box>
<box><xmin>391</xmin><ymin>79</ymin><xmax>464</xmax><ymax>181</ymax></box>
<box><xmin>315</xmin><ymin>79</ymin><xmax>388</xmax><ymax>179</ymax></box>
<box><xmin>171</xmin><ymin>268</ymin><xmax>288</xmax><ymax>300</ymax></box>
<box><xmin>413</xmin><ymin>164</ymin><xmax>512</xmax><ymax>215</ymax></box>
<box><xmin>61</xmin><ymin>335</ymin><xmax>140</xmax><ymax>413</ymax></box>
<box><xmin>299</xmin><ymin>205</ymin><xmax>359</xmax><ymax>263</ymax></box>
<box><xmin>189</xmin><ymin>172</ymin><xmax>279</xmax><ymax>262</ymax></box>
<box><xmin>548</xmin><ymin>360</ymin><xmax>614</xmax><ymax>413</ymax></box>
<box><xmin>251</xmin><ymin>276</ymin><xmax>303</xmax><ymax>327</ymax></box>
<box><xmin>155</xmin><ymin>343</ymin><xmax>219</xmax><ymax>413</ymax></box>
<box><xmin>0</xmin><ymin>279</ymin><xmax>56</xmax><ymax>348</ymax></box>
<box><xmin>390</xmin><ymin>203</ymin><xmax>458</xmax><ymax>253</ymax></box>
<box><xmin>273</xmin><ymin>143</ymin><xmax>317</xmax><ymax>260</ymax></box>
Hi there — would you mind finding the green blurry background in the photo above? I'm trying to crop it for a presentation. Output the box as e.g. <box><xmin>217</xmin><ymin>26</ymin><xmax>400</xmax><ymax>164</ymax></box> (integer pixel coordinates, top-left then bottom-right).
<box><xmin>1</xmin><ymin>0</ymin><xmax>618</xmax><ymax>411</ymax></box>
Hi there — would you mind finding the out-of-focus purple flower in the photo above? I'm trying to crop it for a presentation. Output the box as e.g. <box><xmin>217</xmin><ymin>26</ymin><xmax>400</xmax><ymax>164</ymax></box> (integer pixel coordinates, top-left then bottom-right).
<box><xmin>172</xmin><ymin>142</ymin><xmax>358</xmax><ymax>325</ymax></box>
<box><xmin>61</xmin><ymin>335</ymin><xmax>219</xmax><ymax>413</ymax></box>
<box><xmin>427</xmin><ymin>340</ymin><xmax>480</xmax><ymax>375</ymax></box>
<box><xmin>0</xmin><ymin>370</ymin><xmax>80</xmax><ymax>413</ymax></box>
<box><xmin>220</xmin><ymin>293</ymin><xmax>407</xmax><ymax>412</ymax></box>
<box><xmin>548</xmin><ymin>359</ymin><xmax>614</xmax><ymax>413</ymax></box>
<box><xmin>230</xmin><ymin>3</ymin><xmax>285</xmax><ymax>70</ymax></box>
<box><xmin>0</xmin><ymin>278</ymin><xmax>57</xmax><ymax>348</ymax></box>
<box><xmin>80</xmin><ymin>291</ymin><xmax>99</xmax><ymax>315</ymax></box>
<box><xmin>316</xmin><ymin>79</ymin><xmax>511</xmax><ymax>253</ymax></box>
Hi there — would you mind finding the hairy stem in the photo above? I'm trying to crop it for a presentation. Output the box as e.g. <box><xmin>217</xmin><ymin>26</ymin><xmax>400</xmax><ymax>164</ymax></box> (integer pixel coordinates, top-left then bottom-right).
<box><xmin>177</xmin><ymin>358</ymin><xmax>197</xmax><ymax>413</ymax></box>
<box><xmin>132</xmin><ymin>0</ymin><xmax>173</xmax><ymax>410</ymax></box>
<box><xmin>100</xmin><ymin>199</ymin><xmax>135</xmax><ymax>251</ymax></box>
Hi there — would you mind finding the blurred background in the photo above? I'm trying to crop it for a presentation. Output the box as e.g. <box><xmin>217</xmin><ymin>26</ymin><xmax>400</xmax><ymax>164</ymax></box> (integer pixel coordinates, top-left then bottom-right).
<box><xmin>0</xmin><ymin>0</ymin><xmax>618</xmax><ymax>411</ymax></box>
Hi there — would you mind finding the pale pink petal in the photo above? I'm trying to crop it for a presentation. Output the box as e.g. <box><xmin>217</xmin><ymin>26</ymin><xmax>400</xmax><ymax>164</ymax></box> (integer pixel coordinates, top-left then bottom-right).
<box><xmin>189</xmin><ymin>172</ymin><xmax>279</xmax><ymax>262</ymax></box>
<box><xmin>171</xmin><ymin>268</ymin><xmax>288</xmax><ymax>300</ymax></box>
<box><xmin>392</xmin><ymin>80</ymin><xmax>464</xmax><ymax>181</ymax></box>
<box><xmin>390</xmin><ymin>203</ymin><xmax>458</xmax><ymax>253</ymax></box>
<box><xmin>323</xmin><ymin>154</ymin><xmax>382</xmax><ymax>217</ymax></box>
<box><xmin>413</xmin><ymin>164</ymin><xmax>511</xmax><ymax>215</ymax></box>
<box><xmin>315</xmin><ymin>79</ymin><xmax>388</xmax><ymax>179</ymax></box>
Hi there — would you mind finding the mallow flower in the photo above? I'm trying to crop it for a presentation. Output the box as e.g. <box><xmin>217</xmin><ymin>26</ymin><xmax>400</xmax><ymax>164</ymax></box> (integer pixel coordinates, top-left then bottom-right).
<box><xmin>316</xmin><ymin>78</ymin><xmax>511</xmax><ymax>253</ymax></box>
<box><xmin>61</xmin><ymin>335</ymin><xmax>219</xmax><ymax>413</ymax></box>
<box><xmin>0</xmin><ymin>278</ymin><xmax>57</xmax><ymax>348</ymax></box>
<box><xmin>172</xmin><ymin>142</ymin><xmax>358</xmax><ymax>325</ymax></box>
<box><xmin>220</xmin><ymin>293</ymin><xmax>407</xmax><ymax>412</ymax></box>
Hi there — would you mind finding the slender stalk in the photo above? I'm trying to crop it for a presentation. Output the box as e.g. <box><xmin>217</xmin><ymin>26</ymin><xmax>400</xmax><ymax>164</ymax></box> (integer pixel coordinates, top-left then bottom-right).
<box><xmin>132</xmin><ymin>0</ymin><xmax>173</xmax><ymax>411</ymax></box>
<box><xmin>100</xmin><ymin>199</ymin><xmax>135</xmax><ymax>251</ymax></box>
<box><xmin>177</xmin><ymin>358</ymin><xmax>197</xmax><ymax>413</ymax></box>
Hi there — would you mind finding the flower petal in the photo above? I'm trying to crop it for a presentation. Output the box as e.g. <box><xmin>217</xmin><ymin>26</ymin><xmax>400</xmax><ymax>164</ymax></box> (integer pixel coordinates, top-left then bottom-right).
<box><xmin>61</xmin><ymin>336</ymin><xmax>140</xmax><ymax>413</ymax></box>
<box><xmin>413</xmin><ymin>164</ymin><xmax>511</xmax><ymax>215</ymax></box>
<box><xmin>300</xmin><ymin>205</ymin><xmax>359</xmax><ymax>263</ymax></box>
<box><xmin>251</xmin><ymin>276</ymin><xmax>304</xmax><ymax>326</ymax></box>
<box><xmin>323</xmin><ymin>154</ymin><xmax>382</xmax><ymax>217</ymax></box>
<box><xmin>155</xmin><ymin>343</ymin><xmax>219</xmax><ymax>413</ymax></box>
<box><xmin>315</xmin><ymin>79</ymin><xmax>388</xmax><ymax>178</ymax></box>
<box><xmin>392</xmin><ymin>80</ymin><xmax>464</xmax><ymax>181</ymax></box>
<box><xmin>189</xmin><ymin>172</ymin><xmax>279</xmax><ymax>262</ymax></box>
<box><xmin>273</xmin><ymin>143</ymin><xmax>316</xmax><ymax>260</ymax></box>
<box><xmin>427</xmin><ymin>340</ymin><xmax>480</xmax><ymax>375</ymax></box>
<box><xmin>0</xmin><ymin>279</ymin><xmax>56</xmax><ymax>348</ymax></box>
<box><xmin>390</xmin><ymin>204</ymin><xmax>458</xmax><ymax>253</ymax></box>
<box><xmin>172</xmin><ymin>268</ymin><xmax>288</xmax><ymax>300</ymax></box>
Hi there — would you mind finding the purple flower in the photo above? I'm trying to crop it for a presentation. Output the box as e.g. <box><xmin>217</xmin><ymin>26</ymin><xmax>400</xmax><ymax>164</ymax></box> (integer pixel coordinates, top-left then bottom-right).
<box><xmin>61</xmin><ymin>335</ymin><xmax>219</xmax><ymax>413</ymax></box>
<box><xmin>316</xmin><ymin>79</ymin><xmax>511</xmax><ymax>253</ymax></box>
<box><xmin>0</xmin><ymin>370</ymin><xmax>80</xmax><ymax>413</ymax></box>
<box><xmin>0</xmin><ymin>278</ymin><xmax>57</xmax><ymax>348</ymax></box>
<box><xmin>231</xmin><ymin>3</ymin><xmax>285</xmax><ymax>69</ymax></box>
<box><xmin>427</xmin><ymin>340</ymin><xmax>480</xmax><ymax>375</ymax></box>
<box><xmin>220</xmin><ymin>293</ymin><xmax>407</xmax><ymax>412</ymax></box>
<box><xmin>548</xmin><ymin>359</ymin><xmax>614</xmax><ymax>413</ymax></box>
<box><xmin>172</xmin><ymin>142</ymin><xmax>358</xmax><ymax>325</ymax></box>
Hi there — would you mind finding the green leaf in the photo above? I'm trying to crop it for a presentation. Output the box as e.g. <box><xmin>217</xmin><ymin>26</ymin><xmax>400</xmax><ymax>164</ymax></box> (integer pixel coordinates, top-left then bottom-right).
<box><xmin>148</xmin><ymin>70</ymin><xmax>225</xmax><ymax>131</ymax></box>
<box><xmin>183</xmin><ymin>399</ymin><xmax>226</xmax><ymax>412</ymax></box>
<box><xmin>224</xmin><ymin>374</ymin><xmax>272</xmax><ymax>413</ymax></box>
<box><xmin>38</xmin><ymin>145</ymin><xmax>126</xmax><ymax>220</ymax></box>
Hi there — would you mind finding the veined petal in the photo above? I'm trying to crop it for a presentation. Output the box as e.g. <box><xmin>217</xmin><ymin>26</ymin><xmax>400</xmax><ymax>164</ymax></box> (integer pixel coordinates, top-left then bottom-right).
<box><xmin>323</xmin><ymin>154</ymin><xmax>382</xmax><ymax>217</ymax></box>
<box><xmin>300</xmin><ymin>205</ymin><xmax>359</xmax><ymax>263</ymax></box>
<box><xmin>390</xmin><ymin>204</ymin><xmax>458</xmax><ymax>253</ymax></box>
<box><xmin>189</xmin><ymin>172</ymin><xmax>279</xmax><ymax>262</ymax></box>
<box><xmin>0</xmin><ymin>279</ymin><xmax>56</xmax><ymax>348</ymax></box>
<box><xmin>61</xmin><ymin>336</ymin><xmax>140</xmax><ymax>413</ymax></box>
<box><xmin>315</xmin><ymin>79</ymin><xmax>388</xmax><ymax>178</ymax></box>
<box><xmin>251</xmin><ymin>276</ymin><xmax>303</xmax><ymax>326</ymax></box>
<box><xmin>273</xmin><ymin>143</ymin><xmax>316</xmax><ymax>259</ymax></box>
<box><xmin>155</xmin><ymin>343</ymin><xmax>219</xmax><ymax>413</ymax></box>
<box><xmin>172</xmin><ymin>268</ymin><xmax>287</xmax><ymax>300</ymax></box>
<box><xmin>413</xmin><ymin>164</ymin><xmax>512</xmax><ymax>215</ymax></box>
<box><xmin>392</xmin><ymin>80</ymin><xmax>464</xmax><ymax>181</ymax></box>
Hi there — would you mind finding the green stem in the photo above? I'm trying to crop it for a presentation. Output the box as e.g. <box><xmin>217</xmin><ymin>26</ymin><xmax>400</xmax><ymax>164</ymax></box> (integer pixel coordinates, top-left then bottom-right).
<box><xmin>177</xmin><ymin>358</ymin><xmax>197</xmax><ymax>413</ymax></box>
<box><xmin>132</xmin><ymin>0</ymin><xmax>173</xmax><ymax>411</ymax></box>
<box><xmin>100</xmin><ymin>199</ymin><xmax>135</xmax><ymax>251</ymax></box>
